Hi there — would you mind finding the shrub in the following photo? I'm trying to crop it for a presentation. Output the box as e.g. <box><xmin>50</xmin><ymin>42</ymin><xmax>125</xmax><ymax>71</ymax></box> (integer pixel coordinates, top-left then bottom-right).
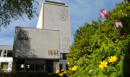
<box><xmin>67</xmin><ymin>1</ymin><xmax>130</xmax><ymax>77</ymax></box>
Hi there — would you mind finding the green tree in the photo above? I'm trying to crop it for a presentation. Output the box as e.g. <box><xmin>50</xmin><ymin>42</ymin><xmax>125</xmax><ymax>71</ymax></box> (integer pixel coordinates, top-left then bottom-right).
<box><xmin>0</xmin><ymin>0</ymin><xmax>39</xmax><ymax>29</ymax></box>
<box><xmin>67</xmin><ymin>1</ymin><xmax>130</xmax><ymax>77</ymax></box>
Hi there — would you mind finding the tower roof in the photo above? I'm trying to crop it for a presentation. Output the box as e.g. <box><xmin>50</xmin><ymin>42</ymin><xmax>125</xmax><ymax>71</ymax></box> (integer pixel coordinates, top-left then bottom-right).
<box><xmin>45</xmin><ymin>0</ymin><xmax>65</xmax><ymax>5</ymax></box>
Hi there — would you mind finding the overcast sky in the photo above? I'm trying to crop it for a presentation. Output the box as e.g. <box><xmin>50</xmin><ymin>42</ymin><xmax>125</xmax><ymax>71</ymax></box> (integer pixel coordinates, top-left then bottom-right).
<box><xmin>0</xmin><ymin>0</ymin><xmax>124</xmax><ymax>46</ymax></box>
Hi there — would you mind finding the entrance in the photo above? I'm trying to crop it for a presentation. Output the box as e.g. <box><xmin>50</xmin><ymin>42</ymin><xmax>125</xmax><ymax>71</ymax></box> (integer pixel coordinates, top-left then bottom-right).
<box><xmin>46</xmin><ymin>60</ymin><xmax>53</xmax><ymax>73</ymax></box>
<box><xmin>15</xmin><ymin>59</ymin><xmax>45</xmax><ymax>71</ymax></box>
<box><xmin>25</xmin><ymin>64</ymin><xmax>45</xmax><ymax>71</ymax></box>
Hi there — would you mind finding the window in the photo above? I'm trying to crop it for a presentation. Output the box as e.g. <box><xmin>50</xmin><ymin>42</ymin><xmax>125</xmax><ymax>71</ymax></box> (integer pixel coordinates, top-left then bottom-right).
<box><xmin>7</xmin><ymin>50</ymin><xmax>13</xmax><ymax>57</ymax></box>
<box><xmin>59</xmin><ymin>64</ymin><xmax>62</xmax><ymax>70</ymax></box>
<box><xmin>4</xmin><ymin>50</ymin><xmax>7</xmax><ymax>57</ymax></box>
<box><xmin>0</xmin><ymin>50</ymin><xmax>2</xmax><ymax>57</ymax></box>
<box><xmin>66</xmin><ymin>64</ymin><xmax>68</xmax><ymax>70</ymax></box>
<box><xmin>20</xmin><ymin>64</ymin><xmax>24</xmax><ymax>68</ymax></box>
<box><xmin>18</xmin><ymin>30</ymin><xmax>29</xmax><ymax>40</ymax></box>
<box><xmin>60</xmin><ymin>53</ymin><xmax>68</xmax><ymax>59</ymax></box>
<box><xmin>1</xmin><ymin>62</ymin><xmax>8</xmax><ymax>70</ymax></box>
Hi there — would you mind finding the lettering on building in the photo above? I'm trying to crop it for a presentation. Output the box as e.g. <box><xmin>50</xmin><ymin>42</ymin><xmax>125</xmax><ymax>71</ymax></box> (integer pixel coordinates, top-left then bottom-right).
<box><xmin>48</xmin><ymin>50</ymin><xmax>58</xmax><ymax>56</ymax></box>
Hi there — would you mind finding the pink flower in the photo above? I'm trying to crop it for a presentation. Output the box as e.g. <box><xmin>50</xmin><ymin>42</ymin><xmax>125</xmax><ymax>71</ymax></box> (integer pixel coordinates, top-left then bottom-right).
<box><xmin>99</xmin><ymin>9</ymin><xmax>108</xmax><ymax>19</ymax></box>
<box><xmin>115</xmin><ymin>21</ymin><xmax>123</xmax><ymax>28</ymax></box>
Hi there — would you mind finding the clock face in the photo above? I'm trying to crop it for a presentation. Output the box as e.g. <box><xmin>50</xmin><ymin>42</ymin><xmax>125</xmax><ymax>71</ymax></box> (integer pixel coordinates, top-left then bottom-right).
<box><xmin>60</xmin><ymin>15</ymin><xmax>67</xmax><ymax>21</ymax></box>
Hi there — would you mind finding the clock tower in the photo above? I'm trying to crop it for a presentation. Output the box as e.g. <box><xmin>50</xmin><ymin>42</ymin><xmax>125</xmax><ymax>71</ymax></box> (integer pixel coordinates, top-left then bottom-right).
<box><xmin>36</xmin><ymin>0</ymin><xmax>72</xmax><ymax>71</ymax></box>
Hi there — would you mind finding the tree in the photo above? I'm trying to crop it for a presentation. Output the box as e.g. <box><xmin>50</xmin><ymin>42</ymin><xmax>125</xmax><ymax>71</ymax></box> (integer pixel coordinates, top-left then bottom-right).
<box><xmin>0</xmin><ymin>0</ymin><xmax>39</xmax><ymax>30</ymax></box>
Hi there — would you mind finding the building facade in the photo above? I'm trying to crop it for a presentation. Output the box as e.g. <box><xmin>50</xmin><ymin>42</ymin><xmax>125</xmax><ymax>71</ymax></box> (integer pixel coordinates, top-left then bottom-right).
<box><xmin>0</xmin><ymin>0</ymin><xmax>71</xmax><ymax>73</ymax></box>
<box><xmin>0</xmin><ymin>45</ymin><xmax>13</xmax><ymax>72</ymax></box>
<box><xmin>36</xmin><ymin>0</ymin><xmax>72</xmax><ymax>71</ymax></box>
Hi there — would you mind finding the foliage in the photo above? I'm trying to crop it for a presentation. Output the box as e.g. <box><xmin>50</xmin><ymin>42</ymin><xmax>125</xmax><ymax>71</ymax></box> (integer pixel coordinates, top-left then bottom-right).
<box><xmin>67</xmin><ymin>1</ymin><xmax>130</xmax><ymax>77</ymax></box>
<box><xmin>0</xmin><ymin>71</ymin><xmax>60</xmax><ymax>77</ymax></box>
<box><xmin>0</xmin><ymin>0</ymin><xmax>39</xmax><ymax>29</ymax></box>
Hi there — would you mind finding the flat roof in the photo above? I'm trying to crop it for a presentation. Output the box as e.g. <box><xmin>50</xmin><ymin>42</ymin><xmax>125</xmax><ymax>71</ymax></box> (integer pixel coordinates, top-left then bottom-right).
<box><xmin>45</xmin><ymin>0</ymin><xmax>65</xmax><ymax>5</ymax></box>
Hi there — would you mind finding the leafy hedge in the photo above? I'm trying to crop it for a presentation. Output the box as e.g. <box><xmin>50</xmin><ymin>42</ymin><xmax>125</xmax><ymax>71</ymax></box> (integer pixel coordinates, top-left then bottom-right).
<box><xmin>0</xmin><ymin>71</ymin><xmax>60</xmax><ymax>77</ymax></box>
<box><xmin>67</xmin><ymin>1</ymin><xmax>130</xmax><ymax>77</ymax></box>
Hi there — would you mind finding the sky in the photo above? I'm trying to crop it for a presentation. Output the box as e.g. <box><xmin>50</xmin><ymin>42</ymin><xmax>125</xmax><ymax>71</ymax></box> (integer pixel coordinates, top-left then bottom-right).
<box><xmin>0</xmin><ymin>0</ymin><xmax>124</xmax><ymax>46</ymax></box>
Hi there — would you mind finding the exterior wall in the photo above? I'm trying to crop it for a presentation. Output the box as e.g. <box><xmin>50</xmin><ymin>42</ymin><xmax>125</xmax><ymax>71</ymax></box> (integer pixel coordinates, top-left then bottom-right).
<box><xmin>39</xmin><ymin>2</ymin><xmax>72</xmax><ymax>53</ymax></box>
<box><xmin>0</xmin><ymin>58</ymin><xmax>13</xmax><ymax>72</ymax></box>
<box><xmin>0</xmin><ymin>45</ymin><xmax>13</xmax><ymax>72</ymax></box>
<box><xmin>13</xmin><ymin>27</ymin><xmax>60</xmax><ymax>59</ymax></box>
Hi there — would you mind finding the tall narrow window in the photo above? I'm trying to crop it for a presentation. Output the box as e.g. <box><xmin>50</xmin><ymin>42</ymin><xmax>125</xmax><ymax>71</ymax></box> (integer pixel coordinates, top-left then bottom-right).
<box><xmin>66</xmin><ymin>64</ymin><xmax>68</xmax><ymax>70</ymax></box>
<box><xmin>7</xmin><ymin>50</ymin><xmax>13</xmax><ymax>57</ymax></box>
<box><xmin>60</xmin><ymin>53</ymin><xmax>63</xmax><ymax>59</ymax></box>
<box><xmin>4</xmin><ymin>50</ymin><xmax>7</xmax><ymax>57</ymax></box>
<box><xmin>60</xmin><ymin>64</ymin><xmax>62</xmax><ymax>70</ymax></box>
<box><xmin>1</xmin><ymin>62</ymin><xmax>8</xmax><ymax>70</ymax></box>
<box><xmin>0</xmin><ymin>50</ymin><xmax>2</xmax><ymax>57</ymax></box>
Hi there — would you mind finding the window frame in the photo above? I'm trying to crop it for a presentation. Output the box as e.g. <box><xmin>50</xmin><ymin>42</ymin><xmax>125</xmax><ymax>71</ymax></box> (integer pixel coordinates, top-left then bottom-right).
<box><xmin>1</xmin><ymin>62</ymin><xmax>8</xmax><ymax>70</ymax></box>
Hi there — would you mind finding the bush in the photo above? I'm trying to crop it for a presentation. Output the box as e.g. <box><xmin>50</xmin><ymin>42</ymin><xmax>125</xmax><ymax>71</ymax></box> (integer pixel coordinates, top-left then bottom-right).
<box><xmin>67</xmin><ymin>1</ymin><xmax>130</xmax><ymax>77</ymax></box>
<box><xmin>0</xmin><ymin>71</ymin><xmax>60</xmax><ymax>77</ymax></box>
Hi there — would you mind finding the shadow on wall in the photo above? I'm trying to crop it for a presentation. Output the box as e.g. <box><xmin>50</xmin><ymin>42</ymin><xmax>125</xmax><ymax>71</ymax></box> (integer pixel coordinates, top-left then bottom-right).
<box><xmin>13</xmin><ymin>27</ymin><xmax>37</xmax><ymax>58</ymax></box>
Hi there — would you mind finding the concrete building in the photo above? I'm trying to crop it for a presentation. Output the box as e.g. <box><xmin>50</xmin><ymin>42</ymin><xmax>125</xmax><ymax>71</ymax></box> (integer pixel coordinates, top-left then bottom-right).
<box><xmin>36</xmin><ymin>0</ymin><xmax>72</xmax><ymax>71</ymax></box>
<box><xmin>13</xmin><ymin>27</ymin><xmax>60</xmax><ymax>73</ymax></box>
<box><xmin>0</xmin><ymin>45</ymin><xmax>13</xmax><ymax>72</ymax></box>
<box><xmin>0</xmin><ymin>0</ymin><xmax>71</xmax><ymax>73</ymax></box>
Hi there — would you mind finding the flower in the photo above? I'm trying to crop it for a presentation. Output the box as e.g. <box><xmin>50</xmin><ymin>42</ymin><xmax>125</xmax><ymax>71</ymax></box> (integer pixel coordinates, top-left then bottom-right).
<box><xmin>109</xmin><ymin>56</ymin><xmax>118</xmax><ymax>63</ymax></box>
<box><xmin>72</xmin><ymin>66</ymin><xmax>78</xmax><ymax>71</ymax></box>
<box><xmin>69</xmin><ymin>68</ymin><xmax>72</xmax><ymax>70</ymax></box>
<box><xmin>115</xmin><ymin>21</ymin><xmax>123</xmax><ymax>28</ymax></box>
<box><xmin>67</xmin><ymin>62</ymin><xmax>70</xmax><ymax>65</ymax></box>
<box><xmin>64</xmin><ymin>70</ymin><xmax>67</xmax><ymax>73</ymax></box>
<box><xmin>56</xmin><ymin>70</ymin><xmax>60</xmax><ymax>73</ymax></box>
<box><xmin>80</xmin><ymin>67</ymin><xmax>82</xmax><ymax>70</ymax></box>
<box><xmin>99</xmin><ymin>61</ymin><xmax>108</xmax><ymax>69</ymax></box>
<box><xmin>99</xmin><ymin>9</ymin><xmax>108</xmax><ymax>19</ymax></box>
<box><xmin>59</xmin><ymin>72</ymin><xmax>64</xmax><ymax>76</ymax></box>
<box><xmin>61</xmin><ymin>68</ymin><xmax>64</xmax><ymax>71</ymax></box>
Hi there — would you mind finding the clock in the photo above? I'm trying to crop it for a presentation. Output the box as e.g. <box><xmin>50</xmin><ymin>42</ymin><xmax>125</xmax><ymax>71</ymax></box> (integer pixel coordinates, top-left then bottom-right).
<box><xmin>60</xmin><ymin>15</ymin><xmax>67</xmax><ymax>21</ymax></box>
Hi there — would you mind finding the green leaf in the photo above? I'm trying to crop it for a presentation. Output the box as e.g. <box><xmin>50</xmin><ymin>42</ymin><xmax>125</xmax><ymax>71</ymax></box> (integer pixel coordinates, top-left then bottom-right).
<box><xmin>107</xmin><ymin>66</ymin><xmax>116</xmax><ymax>72</ymax></box>
<box><xmin>110</xmin><ymin>72</ymin><xmax>116</xmax><ymax>77</ymax></box>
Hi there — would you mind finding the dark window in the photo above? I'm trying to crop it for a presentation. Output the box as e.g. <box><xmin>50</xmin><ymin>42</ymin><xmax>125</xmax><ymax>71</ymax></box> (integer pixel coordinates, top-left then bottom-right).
<box><xmin>60</xmin><ymin>53</ymin><xmax>68</xmax><ymax>59</ymax></box>
<box><xmin>7</xmin><ymin>50</ymin><xmax>13</xmax><ymax>57</ymax></box>
<box><xmin>18</xmin><ymin>30</ymin><xmax>28</xmax><ymax>40</ymax></box>
<box><xmin>0</xmin><ymin>50</ymin><xmax>1</xmax><ymax>57</ymax></box>
<box><xmin>4</xmin><ymin>50</ymin><xmax>7</xmax><ymax>57</ymax></box>
<box><xmin>60</xmin><ymin>64</ymin><xmax>62</xmax><ymax>70</ymax></box>
<box><xmin>66</xmin><ymin>64</ymin><xmax>68</xmax><ymax>70</ymax></box>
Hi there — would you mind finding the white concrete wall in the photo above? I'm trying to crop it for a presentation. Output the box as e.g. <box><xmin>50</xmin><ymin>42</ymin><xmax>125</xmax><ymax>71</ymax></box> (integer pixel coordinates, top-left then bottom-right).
<box><xmin>43</xmin><ymin>2</ymin><xmax>72</xmax><ymax>53</ymax></box>
<box><xmin>0</xmin><ymin>57</ymin><xmax>13</xmax><ymax>72</ymax></box>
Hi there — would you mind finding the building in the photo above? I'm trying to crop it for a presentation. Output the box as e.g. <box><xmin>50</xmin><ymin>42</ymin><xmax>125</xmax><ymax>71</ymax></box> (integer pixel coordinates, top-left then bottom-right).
<box><xmin>0</xmin><ymin>45</ymin><xmax>13</xmax><ymax>72</ymax></box>
<box><xmin>0</xmin><ymin>0</ymin><xmax>71</xmax><ymax>73</ymax></box>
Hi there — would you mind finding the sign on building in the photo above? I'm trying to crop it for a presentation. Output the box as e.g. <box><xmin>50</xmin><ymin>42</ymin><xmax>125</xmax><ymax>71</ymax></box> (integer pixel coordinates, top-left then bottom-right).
<box><xmin>48</xmin><ymin>50</ymin><xmax>58</xmax><ymax>56</ymax></box>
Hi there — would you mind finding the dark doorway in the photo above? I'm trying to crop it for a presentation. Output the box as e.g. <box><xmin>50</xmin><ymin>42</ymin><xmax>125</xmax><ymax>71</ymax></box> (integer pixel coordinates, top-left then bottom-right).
<box><xmin>16</xmin><ymin>59</ymin><xmax>24</xmax><ymax>70</ymax></box>
<box><xmin>46</xmin><ymin>60</ymin><xmax>53</xmax><ymax>73</ymax></box>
